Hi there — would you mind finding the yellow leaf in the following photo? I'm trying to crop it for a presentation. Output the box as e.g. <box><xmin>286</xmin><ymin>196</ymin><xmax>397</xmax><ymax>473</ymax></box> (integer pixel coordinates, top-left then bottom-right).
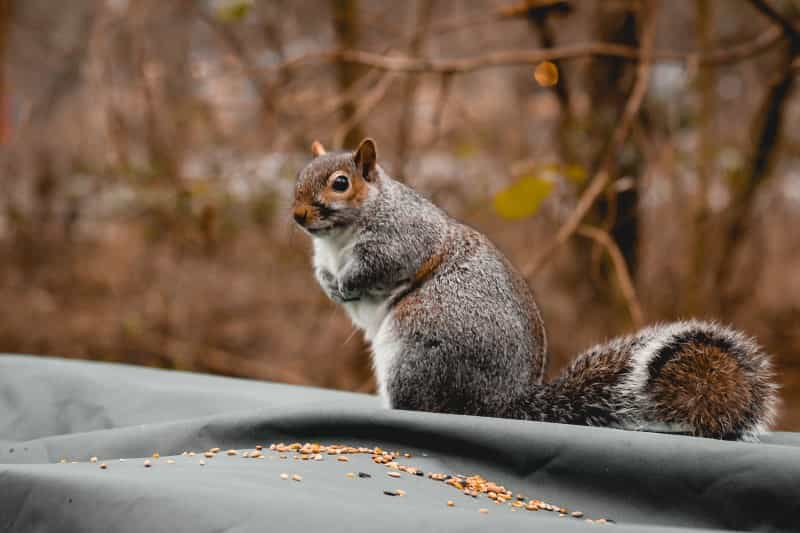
<box><xmin>563</xmin><ymin>164</ymin><xmax>587</xmax><ymax>183</ymax></box>
<box><xmin>493</xmin><ymin>175</ymin><xmax>554</xmax><ymax>220</ymax></box>
<box><xmin>454</xmin><ymin>142</ymin><xmax>478</xmax><ymax>159</ymax></box>
<box><xmin>217</xmin><ymin>0</ymin><xmax>253</xmax><ymax>22</ymax></box>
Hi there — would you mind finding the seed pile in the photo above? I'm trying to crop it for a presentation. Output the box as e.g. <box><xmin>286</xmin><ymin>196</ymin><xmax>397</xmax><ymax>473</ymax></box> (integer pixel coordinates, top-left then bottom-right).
<box><xmin>63</xmin><ymin>441</ymin><xmax>613</xmax><ymax>524</ymax></box>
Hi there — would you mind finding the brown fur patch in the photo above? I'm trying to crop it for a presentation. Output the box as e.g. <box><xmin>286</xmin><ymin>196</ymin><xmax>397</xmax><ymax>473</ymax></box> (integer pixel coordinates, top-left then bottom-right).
<box><xmin>319</xmin><ymin>172</ymin><xmax>369</xmax><ymax>206</ymax></box>
<box><xmin>414</xmin><ymin>253</ymin><xmax>444</xmax><ymax>284</ymax></box>
<box><xmin>391</xmin><ymin>252</ymin><xmax>447</xmax><ymax>323</ymax></box>
<box><xmin>294</xmin><ymin>180</ymin><xmax>318</xmax><ymax>204</ymax></box>
<box><xmin>648</xmin><ymin>342</ymin><xmax>753</xmax><ymax>436</ymax></box>
<box><xmin>561</xmin><ymin>348</ymin><xmax>631</xmax><ymax>395</ymax></box>
<box><xmin>291</xmin><ymin>202</ymin><xmax>318</xmax><ymax>225</ymax></box>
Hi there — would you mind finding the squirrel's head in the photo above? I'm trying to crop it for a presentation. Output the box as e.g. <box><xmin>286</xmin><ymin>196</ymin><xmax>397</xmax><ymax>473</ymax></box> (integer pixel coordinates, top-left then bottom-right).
<box><xmin>292</xmin><ymin>138</ymin><xmax>379</xmax><ymax>237</ymax></box>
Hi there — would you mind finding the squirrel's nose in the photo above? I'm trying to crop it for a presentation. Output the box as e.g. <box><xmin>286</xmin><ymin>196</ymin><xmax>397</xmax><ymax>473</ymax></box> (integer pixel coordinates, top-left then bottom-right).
<box><xmin>293</xmin><ymin>206</ymin><xmax>309</xmax><ymax>225</ymax></box>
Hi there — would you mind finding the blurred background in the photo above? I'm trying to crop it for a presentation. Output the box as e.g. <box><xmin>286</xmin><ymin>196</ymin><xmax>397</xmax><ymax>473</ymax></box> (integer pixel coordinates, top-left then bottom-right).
<box><xmin>1</xmin><ymin>0</ymin><xmax>800</xmax><ymax>429</ymax></box>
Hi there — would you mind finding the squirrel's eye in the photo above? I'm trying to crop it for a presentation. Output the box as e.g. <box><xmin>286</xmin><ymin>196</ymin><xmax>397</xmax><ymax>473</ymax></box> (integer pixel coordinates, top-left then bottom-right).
<box><xmin>331</xmin><ymin>175</ymin><xmax>349</xmax><ymax>192</ymax></box>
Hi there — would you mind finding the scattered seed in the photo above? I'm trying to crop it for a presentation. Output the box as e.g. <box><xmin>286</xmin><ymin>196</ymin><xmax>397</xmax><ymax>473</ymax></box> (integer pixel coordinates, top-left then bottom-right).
<box><xmin>199</xmin><ymin>460</ymin><xmax>206</xmax><ymax>466</ymax></box>
<box><xmin>209</xmin><ymin>447</ymin><xmax>220</xmax><ymax>454</ymax></box>
<box><xmin>143</xmin><ymin>460</ymin><xmax>151</xmax><ymax>468</ymax></box>
<box><xmin>253</xmin><ymin>441</ymin><xmax>609</xmax><ymax>523</ymax></box>
<box><xmin>226</xmin><ymin>449</ymin><xmax>238</xmax><ymax>456</ymax></box>
<box><xmin>166</xmin><ymin>459</ymin><xmax>176</xmax><ymax>464</ymax></box>
<box><xmin>90</xmin><ymin>457</ymin><xmax>98</xmax><ymax>463</ymax></box>
<box><xmin>204</xmin><ymin>452</ymin><xmax>214</xmax><ymax>458</ymax></box>
<box><xmin>99</xmin><ymin>463</ymin><xmax>108</xmax><ymax>469</ymax></box>
<box><xmin>596</xmin><ymin>518</ymin><xmax>608</xmax><ymax>525</ymax></box>
<box><xmin>188</xmin><ymin>452</ymin><xmax>196</xmax><ymax>457</ymax></box>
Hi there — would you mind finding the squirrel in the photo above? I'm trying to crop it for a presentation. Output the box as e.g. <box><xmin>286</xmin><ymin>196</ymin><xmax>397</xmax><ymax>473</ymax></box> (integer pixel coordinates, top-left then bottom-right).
<box><xmin>292</xmin><ymin>138</ymin><xmax>778</xmax><ymax>440</ymax></box>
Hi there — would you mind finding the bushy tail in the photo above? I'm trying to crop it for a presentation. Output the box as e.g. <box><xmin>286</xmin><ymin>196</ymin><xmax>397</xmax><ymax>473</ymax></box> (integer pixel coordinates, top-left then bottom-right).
<box><xmin>522</xmin><ymin>321</ymin><xmax>779</xmax><ymax>440</ymax></box>
<box><xmin>625</xmin><ymin>320</ymin><xmax>778</xmax><ymax>440</ymax></box>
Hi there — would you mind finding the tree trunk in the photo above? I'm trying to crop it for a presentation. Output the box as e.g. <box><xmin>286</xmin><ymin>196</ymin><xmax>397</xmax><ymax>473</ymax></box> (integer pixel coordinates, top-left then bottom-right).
<box><xmin>332</xmin><ymin>0</ymin><xmax>364</xmax><ymax>149</ymax></box>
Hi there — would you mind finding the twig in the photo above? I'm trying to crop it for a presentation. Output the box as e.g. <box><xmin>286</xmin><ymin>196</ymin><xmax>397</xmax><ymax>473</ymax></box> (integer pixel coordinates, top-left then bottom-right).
<box><xmin>332</xmin><ymin>71</ymin><xmax>398</xmax><ymax>148</ymax></box>
<box><xmin>425</xmin><ymin>73</ymin><xmax>453</xmax><ymax>149</ymax></box>
<box><xmin>522</xmin><ymin>0</ymin><xmax>657</xmax><ymax>277</ymax></box>
<box><xmin>577</xmin><ymin>225</ymin><xmax>644</xmax><ymax>328</ymax></box>
<box><xmin>715</xmin><ymin>0</ymin><xmax>800</xmax><ymax>310</ymax></box>
<box><xmin>303</xmin><ymin>69</ymin><xmax>383</xmax><ymax>121</ymax></box>
<box><xmin>395</xmin><ymin>0</ymin><xmax>437</xmax><ymax>181</ymax></box>
<box><xmin>196</xmin><ymin>9</ymin><xmax>268</xmax><ymax>104</ymax></box>
<box><xmin>747</xmin><ymin>0</ymin><xmax>800</xmax><ymax>41</ymax></box>
<box><xmin>268</xmin><ymin>25</ymin><xmax>784</xmax><ymax>76</ymax></box>
<box><xmin>684</xmin><ymin>0</ymin><xmax>716</xmax><ymax>315</ymax></box>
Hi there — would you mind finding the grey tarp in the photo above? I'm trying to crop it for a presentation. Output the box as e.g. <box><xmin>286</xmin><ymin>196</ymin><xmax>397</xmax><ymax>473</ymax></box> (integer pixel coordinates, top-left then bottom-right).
<box><xmin>0</xmin><ymin>355</ymin><xmax>798</xmax><ymax>532</ymax></box>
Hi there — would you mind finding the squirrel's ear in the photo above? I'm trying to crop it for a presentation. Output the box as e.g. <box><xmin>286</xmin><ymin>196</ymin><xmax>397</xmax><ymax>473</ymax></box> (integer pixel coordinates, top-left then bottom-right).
<box><xmin>311</xmin><ymin>140</ymin><xmax>327</xmax><ymax>157</ymax></box>
<box><xmin>354</xmin><ymin>138</ymin><xmax>377</xmax><ymax>181</ymax></box>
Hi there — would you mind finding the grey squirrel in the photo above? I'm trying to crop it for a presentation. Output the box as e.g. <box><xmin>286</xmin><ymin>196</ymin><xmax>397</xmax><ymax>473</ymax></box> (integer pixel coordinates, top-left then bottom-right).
<box><xmin>292</xmin><ymin>138</ymin><xmax>778</xmax><ymax>440</ymax></box>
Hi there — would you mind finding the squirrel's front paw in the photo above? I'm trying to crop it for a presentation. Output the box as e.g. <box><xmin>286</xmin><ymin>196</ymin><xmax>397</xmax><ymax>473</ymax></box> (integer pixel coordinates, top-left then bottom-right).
<box><xmin>337</xmin><ymin>279</ymin><xmax>362</xmax><ymax>302</ymax></box>
<box><xmin>316</xmin><ymin>269</ymin><xmax>348</xmax><ymax>303</ymax></box>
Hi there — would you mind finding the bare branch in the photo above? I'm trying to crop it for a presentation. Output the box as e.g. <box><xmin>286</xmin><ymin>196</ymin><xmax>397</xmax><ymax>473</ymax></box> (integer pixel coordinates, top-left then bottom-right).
<box><xmin>332</xmin><ymin>71</ymin><xmax>399</xmax><ymax>148</ymax></box>
<box><xmin>522</xmin><ymin>0</ymin><xmax>657</xmax><ymax>277</ymax></box>
<box><xmin>715</xmin><ymin>1</ymin><xmax>800</xmax><ymax>310</ymax></box>
<box><xmin>196</xmin><ymin>9</ymin><xmax>268</xmax><ymax>103</ymax></box>
<box><xmin>395</xmin><ymin>0</ymin><xmax>437</xmax><ymax>181</ymax></box>
<box><xmin>424</xmin><ymin>73</ymin><xmax>453</xmax><ymax>149</ymax></box>
<box><xmin>747</xmin><ymin>0</ymin><xmax>800</xmax><ymax>41</ymax></box>
<box><xmin>269</xmin><ymin>25</ymin><xmax>784</xmax><ymax>76</ymax></box>
<box><xmin>577</xmin><ymin>225</ymin><xmax>644</xmax><ymax>328</ymax></box>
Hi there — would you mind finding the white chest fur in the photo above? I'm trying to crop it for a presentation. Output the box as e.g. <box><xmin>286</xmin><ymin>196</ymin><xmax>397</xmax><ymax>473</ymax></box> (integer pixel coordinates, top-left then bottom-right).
<box><xmin>312</xmin><ymin>231</ymin><xmax>389</xmax><ymax>340</ymax></box>
<box><xmin>312</xmin><ymin>232</ymin><xmax>402</xmax><ymax>407</ymax></box>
